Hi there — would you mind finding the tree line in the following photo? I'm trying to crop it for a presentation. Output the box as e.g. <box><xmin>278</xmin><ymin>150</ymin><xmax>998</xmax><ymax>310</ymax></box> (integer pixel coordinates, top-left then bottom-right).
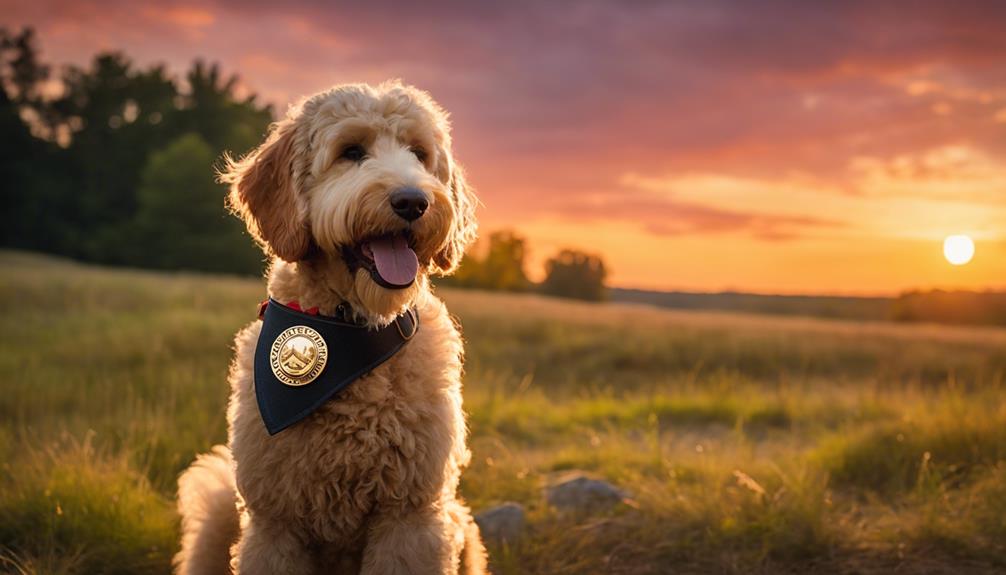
<box><xmin>890</xmin><ymin>290</ymin><xmax>1006</xmax><ymax>326</ymax></box>
<box><xmin>1</xmin><ymin>28</ymin><xmax>609</xmax><ymax>300</ymax></box>
<box><xmin>1</xmin><ymin>27</ymin><xmax>270</xmax><ymax>274</ymax></box>
<box><xmin>445</xmin><ymin>231</ymin><xmax>609</xmax><ymax>301</ymax></box>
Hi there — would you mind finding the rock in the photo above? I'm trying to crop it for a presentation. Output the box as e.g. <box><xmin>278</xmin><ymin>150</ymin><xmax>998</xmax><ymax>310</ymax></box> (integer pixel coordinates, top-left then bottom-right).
<box><xmin>475</xmin><ymin>502</ymin><xmax>526</xmax><ymax>545</ymax></box>
<box><xmin>545</xmin><ymin>474</ymin><xmax>627</xmax><ymax>513</ymax></box>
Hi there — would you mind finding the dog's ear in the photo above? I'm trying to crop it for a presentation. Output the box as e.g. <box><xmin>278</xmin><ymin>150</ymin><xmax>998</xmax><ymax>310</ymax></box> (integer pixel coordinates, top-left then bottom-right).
<box><xmin>222</xmin><ymin>119</ymin><xmax>311</xmax><ymax>262</ymax></box>
<box><xmin>432</xmin><ymin>155</ymin><xmax>478</xmax><ymax>275</ymax></box>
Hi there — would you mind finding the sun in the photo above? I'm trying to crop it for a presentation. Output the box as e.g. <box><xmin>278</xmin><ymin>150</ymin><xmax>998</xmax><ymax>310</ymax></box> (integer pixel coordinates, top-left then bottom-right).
<box><xmin>943</xmin><ymin>235</ymin><xmax>975</xmax><ymax>266</ymax></box>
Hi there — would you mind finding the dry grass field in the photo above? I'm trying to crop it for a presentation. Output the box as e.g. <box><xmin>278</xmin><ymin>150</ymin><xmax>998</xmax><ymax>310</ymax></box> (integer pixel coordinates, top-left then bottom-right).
<box><xmin>1</xmin><ymin>251</ymin><xmax>1005</xmax><ymax>574</ymax></box>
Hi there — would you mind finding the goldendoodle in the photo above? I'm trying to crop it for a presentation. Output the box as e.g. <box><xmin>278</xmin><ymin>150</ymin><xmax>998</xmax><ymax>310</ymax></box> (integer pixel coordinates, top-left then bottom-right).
<box><xmin>174</xmin><ymin>81</ymin><xmax>486</xmax><ymax>575</ymax></box>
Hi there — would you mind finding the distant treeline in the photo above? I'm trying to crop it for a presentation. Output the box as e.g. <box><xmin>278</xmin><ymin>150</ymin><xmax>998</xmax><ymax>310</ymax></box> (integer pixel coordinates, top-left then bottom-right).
<box><xmin>442</xmin><ymin>231</ymin><xmax>609</xmax><ymax>302</ymax></box>
<box><xmin>612</xmin><ymin>288</ymin><xmax>1006</xmax><ymax>326</ymax></box>
<box><xmin>891</xmin><ymin>290</ymin><xmax>1006</xmax><ymax>326</ymax></box>
<box><xmin>1</xmin><ymin>28</ymin><xmax>269</xmax><ymax>274</ymax></box>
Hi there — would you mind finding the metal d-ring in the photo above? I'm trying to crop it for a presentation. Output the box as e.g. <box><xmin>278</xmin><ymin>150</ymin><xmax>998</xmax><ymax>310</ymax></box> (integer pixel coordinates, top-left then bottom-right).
<box><xmin>396</xmin><ymin>308</ymin><xmax>418</xmax><ymax>340</ymax></box>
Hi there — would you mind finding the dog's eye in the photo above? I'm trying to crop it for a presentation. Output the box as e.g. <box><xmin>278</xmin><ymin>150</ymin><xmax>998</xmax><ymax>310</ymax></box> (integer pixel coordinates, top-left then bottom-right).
<box><xmin>410</xmin><ymin>147</ymin><xmax>428</xmax><ymax>163</ymax></box>
<box><xmin>340</xmin><ymin>144</ymin><xmax>367</xmax><ymax>163</ymax></box>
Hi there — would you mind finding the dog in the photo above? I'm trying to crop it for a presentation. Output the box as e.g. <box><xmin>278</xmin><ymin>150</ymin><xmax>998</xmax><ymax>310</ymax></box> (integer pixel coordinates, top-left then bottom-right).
<box><xmin>174</xmin><ymin>81</ymin><xmax>486</xmax><ymax>575</ymax></box>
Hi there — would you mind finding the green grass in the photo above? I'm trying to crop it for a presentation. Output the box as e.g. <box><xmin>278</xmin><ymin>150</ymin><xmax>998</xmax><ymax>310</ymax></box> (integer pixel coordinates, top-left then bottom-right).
<box><xmin>1</xmin><ymin>250</ymin><xmax>1005</xmax><ymax>573</ymax></box>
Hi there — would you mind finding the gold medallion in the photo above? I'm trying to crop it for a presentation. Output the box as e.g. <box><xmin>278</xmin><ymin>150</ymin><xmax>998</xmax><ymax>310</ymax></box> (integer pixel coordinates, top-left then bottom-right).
<box><xmin>269</xmin><ymin>325</ymin><xmax>329</xmax><ymax>386</ymax></box>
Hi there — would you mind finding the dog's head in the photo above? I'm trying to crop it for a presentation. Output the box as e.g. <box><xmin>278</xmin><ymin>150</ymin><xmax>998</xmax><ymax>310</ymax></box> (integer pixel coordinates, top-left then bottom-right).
<box><xmin>223</xmin><ymin>81</ymin><xmax>477</xmax><ymax>321</ymax></box>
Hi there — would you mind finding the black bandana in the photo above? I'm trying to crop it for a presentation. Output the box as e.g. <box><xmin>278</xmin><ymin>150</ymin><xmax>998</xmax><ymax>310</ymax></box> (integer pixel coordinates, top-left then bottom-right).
<box><xmin>253</xmin><ymin>299</ymin><xmax>419</xmax><ymax>435</ymax></box>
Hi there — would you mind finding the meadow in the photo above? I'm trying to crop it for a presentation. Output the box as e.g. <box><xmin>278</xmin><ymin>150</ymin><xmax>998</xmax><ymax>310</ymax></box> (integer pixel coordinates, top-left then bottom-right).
<box><xmin>1</xmin><ymin>251</ymin><xmax>1005</xmax><ymax>574</ymax></box>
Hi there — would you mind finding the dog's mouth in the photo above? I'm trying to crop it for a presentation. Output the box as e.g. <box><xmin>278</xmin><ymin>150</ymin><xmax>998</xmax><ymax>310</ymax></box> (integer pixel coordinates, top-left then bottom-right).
<box><xmin>344</xmin><ymin>231</ymin><xmax>419</xmax><ymax>289</ymax></box>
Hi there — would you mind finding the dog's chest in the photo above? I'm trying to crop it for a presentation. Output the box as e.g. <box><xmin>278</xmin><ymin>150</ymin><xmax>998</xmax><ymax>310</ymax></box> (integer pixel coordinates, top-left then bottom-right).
<box><xmin>231</xmin><ymin>309</ymin><xmax>461</xmax><ymax>542</ymax></box>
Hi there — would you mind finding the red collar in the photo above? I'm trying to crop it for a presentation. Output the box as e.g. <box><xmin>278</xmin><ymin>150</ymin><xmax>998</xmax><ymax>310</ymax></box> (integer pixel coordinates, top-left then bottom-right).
<box><xmin>258</xmin><ymin>299</ymin><xmax>319</xmax><ymax>320</ymax></box>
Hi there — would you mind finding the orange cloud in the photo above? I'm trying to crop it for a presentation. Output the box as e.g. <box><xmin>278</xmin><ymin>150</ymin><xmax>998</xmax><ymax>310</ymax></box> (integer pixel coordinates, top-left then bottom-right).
<box><xmin>153</xmin><ymin>6</ymin><xmax>215</xmax><ymax>28</ymax></box>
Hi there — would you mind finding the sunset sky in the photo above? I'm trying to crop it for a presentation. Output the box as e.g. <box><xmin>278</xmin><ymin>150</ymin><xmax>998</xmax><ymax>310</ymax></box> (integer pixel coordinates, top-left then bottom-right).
<box><xmin>4</xmin><ymin>0</ymin><xmax>1004</xmax><ymax>294</ymax></box>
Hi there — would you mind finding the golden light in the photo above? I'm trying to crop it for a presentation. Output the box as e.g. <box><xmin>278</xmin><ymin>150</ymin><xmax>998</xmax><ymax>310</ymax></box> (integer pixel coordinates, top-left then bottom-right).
<box><xmin>943</xmin><ymin>234</ymin><xmax>975</xmax><ymax>266</ymax></box>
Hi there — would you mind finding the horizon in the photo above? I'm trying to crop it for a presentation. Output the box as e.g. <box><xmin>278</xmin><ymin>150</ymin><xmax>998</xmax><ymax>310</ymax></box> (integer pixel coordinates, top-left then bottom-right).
<box><xmin>4</xmin><ymin>0</ymin><xmax>1005</xmax><ymax>296</ymax></box>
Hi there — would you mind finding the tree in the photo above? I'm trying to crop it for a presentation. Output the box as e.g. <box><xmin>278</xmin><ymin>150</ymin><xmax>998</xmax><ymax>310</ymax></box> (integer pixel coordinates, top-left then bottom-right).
<box><xmin>0</xmin><ymin>28</ymin><xmax>49</xmax><ymax>113</ymax></box>
<box><xmin>481</xmin><ymin>231</ymin><xmax>530</xmax><ymax>291</ymax></box>
<box><xmin>49</xmin><ymin>53</ymin><xmax>181</xmax><ymax>260</ymax></box>
<box><xmin>0</xmin><ymin>27</ymin><xmax>73</xmax><ymax>251</ymax></box>
<box><xmin>130</xmin><ymin>133</ymin><xmax>262</xmax><ymax>273</ymax></box>
<box><xmin>0</xmin><ymin>28</ymin><xmax>273</xmax><ymax>272</ymax></box>
<box><xmin>175</xmin><ymin>60</ymin><xmax>273</xmax><ymax>154</ymax></box>
<box><xmin>541</xmin><ymin>249</ymin><xmax>608</xmax><ymax>301</ymax></box>
<box><xmin>448</xmin><ymin>231</ymin><xmax>530</xmax><ymax>291</ymax></box>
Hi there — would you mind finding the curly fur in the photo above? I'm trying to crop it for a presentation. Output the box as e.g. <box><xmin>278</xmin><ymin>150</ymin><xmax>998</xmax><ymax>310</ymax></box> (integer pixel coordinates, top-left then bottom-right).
<box><xmin>175</xmin><ymin>81</ymin><xmax>486</xmax><ymax>574</ymax></box>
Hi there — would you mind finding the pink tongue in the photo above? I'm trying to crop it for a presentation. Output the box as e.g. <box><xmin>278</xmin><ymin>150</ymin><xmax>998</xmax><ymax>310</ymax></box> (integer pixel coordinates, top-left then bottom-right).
<box><xmin>369</xmin><ymin>235</ymin><xmax>418</xmax><ymax>286</ymax></box>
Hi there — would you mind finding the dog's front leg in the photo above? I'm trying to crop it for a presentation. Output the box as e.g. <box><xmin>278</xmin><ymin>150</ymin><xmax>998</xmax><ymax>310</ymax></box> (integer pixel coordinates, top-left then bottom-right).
<box><xmin>360</xmin><ymin>505</ymin><xmax>459</xmax><ymax>575</ymax></box>
<box><xmin>232</xmin><ymin>513</ymin><xmax>314</xmax><ymax>575</ymax></box>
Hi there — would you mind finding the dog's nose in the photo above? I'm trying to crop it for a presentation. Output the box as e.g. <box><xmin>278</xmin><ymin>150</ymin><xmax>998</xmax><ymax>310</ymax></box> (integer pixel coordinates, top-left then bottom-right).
<box><xmin>389</xmin><ymin>187</ymin><xmax>429</xmax><ymax>222</ymax></box>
